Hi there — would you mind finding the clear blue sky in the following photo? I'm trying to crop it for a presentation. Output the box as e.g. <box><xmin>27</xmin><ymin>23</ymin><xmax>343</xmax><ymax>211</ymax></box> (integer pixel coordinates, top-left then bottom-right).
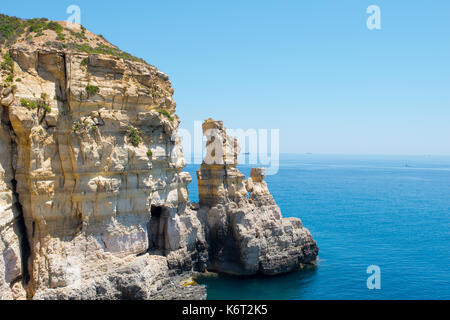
<box><xmin>3</xmin><ymin>1</ymin><xmax>450</xmax><ymax>155</ymax></box>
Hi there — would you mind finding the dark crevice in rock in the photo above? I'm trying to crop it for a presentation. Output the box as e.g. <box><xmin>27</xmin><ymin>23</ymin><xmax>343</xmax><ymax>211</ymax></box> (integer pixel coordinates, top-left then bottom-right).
<box><xmin>3</xmin><ymin>110</ymin><xmax>32</xmax><ymax>287</ymax></box>
<box><xmin>148</xmin><ymin>205</ymin><xmax>169</xmax><ymax>255</ymax></box>
<box><xmin>11</xmin><ymin>179</ymin><xmax>31</xmax><ymax>285</ymax></box>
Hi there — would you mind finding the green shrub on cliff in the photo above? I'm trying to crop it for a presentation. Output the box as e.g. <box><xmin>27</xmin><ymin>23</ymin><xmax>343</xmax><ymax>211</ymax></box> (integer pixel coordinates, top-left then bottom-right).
<box><xmin>26</xmin><ymin>18</ymin><xmax>48</xmax><ymax>33</ymax></box>
<box><xmin>156</xmin><ymin>108</ymin><xmax>174</xmax><ymax>121</ymax></box>
<box><xmin>20</xmin><ymin>94</ymin><xmax>51</xmax><ymax>113</ymax></box>
<box><xmin>37</xmin><ymin>100</ymin><xmax>51</xmax><ymax>113</ymax></box>
<box><xmin>0</xmin><ymin>14</ymin><xmax>25</xmax><ymax>45</ymax></box>
<box><xmin>68</xmin><ymin>42</ymin><xmax>148</xmax><ymax>64</ymax></box>
<box><xmin>5</xmin><ymin>74</ymin><xmax>13</xmax><ymax>83</ymax></box>
<box><xmin>46</xmin><ymin>21</ymin><xmax>63</xmax><ymax>34</ymax></box>
<box><xmin>1</xmin><ymin>14</ymin><xmax>150</xmax><ymax>67</ymax></box>
<box><xmin>128</xmin><ymin>126</ymin><xmax>142</xmax><ymax>147</ymax></box>
<box><xmin>72</xmin><ymin>122</ymin><xmax>81</xmax><ymax>133</ymax></box>
<box><xmin>20</xmin><ymin>98</ymin><xmax>37</xmax><ymax>110</ymax></box>
<box><xmin>85</xmin><ymin>85</ymin><xmax>99</xmax><ymax>96</ymax></box>
<box><xmin>0</xmin><ymin>16</ymin><xmax>66</xmax><ymax>45</ymax></box>
<box><xmin>1</xmin><ymin>52</ymin><xmax>13</xmax><ymax>72</ymax></box>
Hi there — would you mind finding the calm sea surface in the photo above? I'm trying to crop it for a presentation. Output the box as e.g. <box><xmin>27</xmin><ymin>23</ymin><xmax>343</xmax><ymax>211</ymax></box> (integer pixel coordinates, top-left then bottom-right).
<box><xmin>185</xmin><ymin>154</ymin><xmax>450</xmax><ymax>300</ymax></box>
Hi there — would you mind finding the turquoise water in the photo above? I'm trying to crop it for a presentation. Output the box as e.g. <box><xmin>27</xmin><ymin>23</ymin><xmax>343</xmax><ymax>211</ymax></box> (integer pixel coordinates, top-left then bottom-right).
<box><xmin>185</xmin><ymin>154</ymin><xmax>450</xmax><ymax>300</ymax></box>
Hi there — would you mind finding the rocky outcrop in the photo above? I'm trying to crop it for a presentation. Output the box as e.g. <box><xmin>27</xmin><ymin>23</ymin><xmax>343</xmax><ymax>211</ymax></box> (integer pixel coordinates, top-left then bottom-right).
<box><xmin>0</xmin><ymin>39</ymin><xmax>208</xmax><ymax>299</ymax></box>
<box><xmin>0</xmin><ymin>16</ymin><xmax>317</xmax><ymax>300</ymax></box>
<box><xmin>196</xmin><ymin>119</ymin><xmax>318</xmax><ymax>275</ymax></box>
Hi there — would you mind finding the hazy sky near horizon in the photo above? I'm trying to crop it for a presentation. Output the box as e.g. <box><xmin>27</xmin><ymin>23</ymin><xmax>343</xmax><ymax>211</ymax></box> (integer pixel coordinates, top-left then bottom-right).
<box><xmin>2</xmin><ymin>1</ymin><xmax>450</xmax><ymax>155</ymax></box>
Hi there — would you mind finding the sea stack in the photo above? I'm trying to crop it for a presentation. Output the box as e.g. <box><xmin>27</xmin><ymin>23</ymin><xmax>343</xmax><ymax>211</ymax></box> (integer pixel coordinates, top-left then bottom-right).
<box><xmin>196</xmin><ymin>119</ymin><xmax>318</xmax><ymax>275</ymax></box>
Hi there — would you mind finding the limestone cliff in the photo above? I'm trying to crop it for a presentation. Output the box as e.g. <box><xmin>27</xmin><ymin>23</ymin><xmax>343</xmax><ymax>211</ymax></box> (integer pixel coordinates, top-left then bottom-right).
<box><xmin>0</xmin><ymin>17</ymin><xmax>207</xmax><ymax>299</ymax></box>
<box><xmin>0</xmin><ymin>15</ymin><xmax>317</xmax><ymax>300</ymax></box>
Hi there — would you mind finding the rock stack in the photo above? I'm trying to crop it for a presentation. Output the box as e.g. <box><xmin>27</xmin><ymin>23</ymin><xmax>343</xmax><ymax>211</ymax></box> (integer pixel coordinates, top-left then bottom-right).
<box><xmin>196</xmin><ymin>119</ymin><xmax>318</xmax><ymax>275</ymax></box>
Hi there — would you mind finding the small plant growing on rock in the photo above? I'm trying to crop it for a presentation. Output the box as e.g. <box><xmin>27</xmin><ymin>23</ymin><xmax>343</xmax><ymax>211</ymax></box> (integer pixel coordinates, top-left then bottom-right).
<box><xmin>38</xmin><ymin>101</ymin><xmax>51</xmax><ymax>113</ymax></box>
<box><xmin>127</xmin><ymin>126</ymin><xmax>142</xmax><ymax>147</ymax></box>
<box><xmin>72</xmin><ymin>118</ymin><xmax>101</xmax><ymax>136</ymax></box>
<box><xmin>2</xmin><ymin>53</ymin><xmax>14</xmax><ymax>83</ymax></box>
<box><xmin>20</xmin><ymin>98</ymin><xmax>36</xmax><ymax>110</ymax></box>
<box><xmin>81</xmin><ymin>58</ymin><xmax>88</xmax><ymax>66</ymax></box>
<box><xmin>85</xmin><ymin>85</ymin><xmax>99</xmax><ymax>96</ymax></box>
<box><xmin>146</xmin><ymin>150</ymin><xmax>153</xmax><ymax>158</ymax></box>
<box><xmin>72</xmin><ymin>122</ymin><xmax>81</xmax><ymax>133</ymax></box>
<box><xmin>1</xmin><ymin>52</ymin><xmax>13</xmax><ymax>72</ymax></box>
<box><xmin>46</xmin><ymin>21</ymin><xmax>63</xmax><ymax>33</ymax></box>
<box><xmin>156</xmin><ymin>108</ymin><xmax>174</xmax><ymax>121</ymax></box>
<box><xmin>37</xmin><ymin>93</ymin><xmax>51</xmax><ymax>113</ymax></box>
<box><xmin>90</xmin><ymin>125</ymin><xmax>98</xmax><ymax>133</ymax></box>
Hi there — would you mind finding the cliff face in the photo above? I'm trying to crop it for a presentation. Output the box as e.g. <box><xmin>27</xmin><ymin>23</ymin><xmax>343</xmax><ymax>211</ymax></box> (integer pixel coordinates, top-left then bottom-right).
<box><xmin>0</xmin><ymin>21</ymin><xmax>208</xmax><ymax>299</ymax></box>
<box><xmin>0</xmin><ymin>17</ymin><xmax>317</xmax><ymax>300</ymax></box>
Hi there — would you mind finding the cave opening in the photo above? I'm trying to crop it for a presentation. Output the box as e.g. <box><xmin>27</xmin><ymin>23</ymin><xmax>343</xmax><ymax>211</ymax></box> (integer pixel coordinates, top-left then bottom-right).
<box><xmin>148</xmin><ymin>205</ymin><xmax>168</xmax><ymax>255</ymax></box>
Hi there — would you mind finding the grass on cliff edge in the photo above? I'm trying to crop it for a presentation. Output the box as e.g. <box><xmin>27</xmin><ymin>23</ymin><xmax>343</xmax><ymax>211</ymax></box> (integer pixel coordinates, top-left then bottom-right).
<box><xmin>0</xmin><ymin>14</ymin><xmax>148</xmax><ymax>64</ymax></box>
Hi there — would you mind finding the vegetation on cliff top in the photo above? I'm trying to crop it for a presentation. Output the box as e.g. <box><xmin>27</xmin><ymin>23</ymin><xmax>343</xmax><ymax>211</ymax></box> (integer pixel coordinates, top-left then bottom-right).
<box><xmin>0</xmin><ymin>14</ymin><xmax>148</xmax><ymax>64</ymax></box>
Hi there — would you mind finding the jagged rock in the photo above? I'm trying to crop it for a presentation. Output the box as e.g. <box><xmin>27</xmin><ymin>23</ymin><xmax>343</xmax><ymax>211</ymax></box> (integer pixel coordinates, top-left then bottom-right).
<box><xmin>1</xmin><ymin>93</ymin><xmax>14</xmax><ymax>107</ymax></box>
<box><xmin>32</xmin><ymin>255</ymin><xmax>206</xmax><ymax>300</ymax></box>
<box><xmin>197</xmin><ymin>119</ymin><xmax>318</xmax><ymax>275</ymax></box>
<box><xmin>1</xmin><ymin>86</ymin><xmax>12</xmax><ymax>97</ymax></box>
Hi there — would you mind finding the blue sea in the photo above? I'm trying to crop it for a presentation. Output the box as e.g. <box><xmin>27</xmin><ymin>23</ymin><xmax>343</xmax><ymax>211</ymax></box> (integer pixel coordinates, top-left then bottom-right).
<box><xmin>185</xmin><ymin>154</ymin><xmax>450</xmax><ymax>300</ymax></box>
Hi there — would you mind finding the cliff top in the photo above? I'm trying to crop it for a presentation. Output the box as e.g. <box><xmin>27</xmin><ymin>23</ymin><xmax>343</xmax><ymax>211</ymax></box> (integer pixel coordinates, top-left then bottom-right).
<box><xmin>0</xmin><ymin>14</ymin><xmax>149</xmax><ymax>65</ymax></box>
